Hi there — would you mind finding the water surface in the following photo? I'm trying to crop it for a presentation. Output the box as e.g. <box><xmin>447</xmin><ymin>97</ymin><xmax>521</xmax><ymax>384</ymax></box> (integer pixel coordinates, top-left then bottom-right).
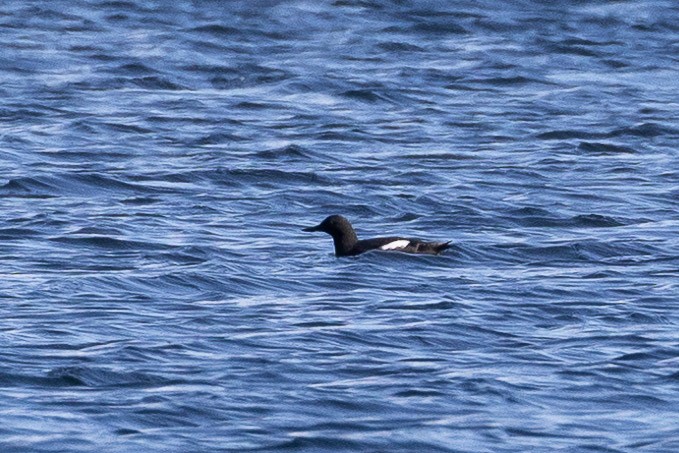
<box><xmin>1</xmin><ymin>1</ymin><xmax>678</xmax><ymax>452</ymax></box>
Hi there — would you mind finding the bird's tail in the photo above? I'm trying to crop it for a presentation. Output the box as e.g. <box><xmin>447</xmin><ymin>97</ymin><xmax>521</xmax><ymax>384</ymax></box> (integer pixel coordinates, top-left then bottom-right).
<box><xmin>435</xmin><ymin>241</ymin><xmax>452</xmax><ymax>254</ymax></box>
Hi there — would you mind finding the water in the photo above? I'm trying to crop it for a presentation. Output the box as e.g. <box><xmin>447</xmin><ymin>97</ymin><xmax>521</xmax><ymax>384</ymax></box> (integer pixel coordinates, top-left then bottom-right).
<box><xmin>1</xmin><ymin>1</ymin><xmax>678</xmax><ymax>451</ymax></box>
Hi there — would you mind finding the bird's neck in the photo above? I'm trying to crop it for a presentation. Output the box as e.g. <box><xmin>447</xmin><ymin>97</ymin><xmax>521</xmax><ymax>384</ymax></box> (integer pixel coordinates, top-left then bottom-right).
<box><xmin>331</xmin><ymin>230</ymin><xmax>358</xmax><ymax>256</ymax></box>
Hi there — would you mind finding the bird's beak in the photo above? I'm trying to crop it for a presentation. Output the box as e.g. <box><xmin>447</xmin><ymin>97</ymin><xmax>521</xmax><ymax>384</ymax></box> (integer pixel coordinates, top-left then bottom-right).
<box><xmin>303</xmin><ymin>224</ymin><xmax>321</xmax><ymax>232</ymax></box>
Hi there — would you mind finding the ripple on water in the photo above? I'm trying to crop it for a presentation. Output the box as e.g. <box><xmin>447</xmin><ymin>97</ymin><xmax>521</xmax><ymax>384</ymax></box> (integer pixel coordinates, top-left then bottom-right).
<box><xmin>1</xmin><ymin>0</ymin><xmax>678</xmax><ymax>452</ymax></box>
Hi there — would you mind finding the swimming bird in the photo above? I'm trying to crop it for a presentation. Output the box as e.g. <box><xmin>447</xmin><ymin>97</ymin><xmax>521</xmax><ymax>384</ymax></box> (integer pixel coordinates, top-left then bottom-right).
<box><xmin>303</xmin><ymin>214</ymin><xmax>450</xmax><ymax>257</ymax></box>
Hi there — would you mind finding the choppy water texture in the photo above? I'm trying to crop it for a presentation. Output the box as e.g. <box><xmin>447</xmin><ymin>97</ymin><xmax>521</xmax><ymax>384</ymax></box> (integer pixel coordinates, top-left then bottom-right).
<box><xmin>1</xmin><ymin>1</ymin><xmax>678</xmax><ymax>451</ymax></box>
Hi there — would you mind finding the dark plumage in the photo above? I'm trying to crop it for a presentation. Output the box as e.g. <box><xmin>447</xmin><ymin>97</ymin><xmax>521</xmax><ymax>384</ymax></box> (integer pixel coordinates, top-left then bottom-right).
<box><xmin>303</xmin><ymin>215</ymin><xmax>450</xmax><ymax>257</ymax></box>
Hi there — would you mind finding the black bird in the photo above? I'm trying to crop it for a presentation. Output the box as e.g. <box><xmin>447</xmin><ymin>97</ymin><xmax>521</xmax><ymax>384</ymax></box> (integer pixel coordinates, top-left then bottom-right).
<box><xmin>303</xmin><ymin>215</ymin><xmax>450</xmax><ymax>257</ymax></box>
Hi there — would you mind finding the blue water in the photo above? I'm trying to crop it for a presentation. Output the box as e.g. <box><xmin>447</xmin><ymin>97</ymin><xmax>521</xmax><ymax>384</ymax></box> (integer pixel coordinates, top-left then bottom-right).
<box><xmin>1</xmin><ymin>1</ymin><xmax>678</xmax><ymax>451</ymax></box>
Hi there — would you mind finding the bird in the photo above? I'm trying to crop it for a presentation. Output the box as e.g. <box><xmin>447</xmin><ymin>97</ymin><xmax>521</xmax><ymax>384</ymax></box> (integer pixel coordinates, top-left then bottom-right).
<box><xmin>303</xmin><ymin>214</ymin><xmax>450</xmax><ymax>257</ymax></box>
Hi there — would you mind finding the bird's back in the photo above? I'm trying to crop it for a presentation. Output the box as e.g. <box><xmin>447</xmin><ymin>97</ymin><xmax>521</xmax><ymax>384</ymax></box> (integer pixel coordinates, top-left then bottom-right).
<box><xmin>352</xmin><ymin>237</ymin><xmax>450</xmax><ymax>255</ymax></box>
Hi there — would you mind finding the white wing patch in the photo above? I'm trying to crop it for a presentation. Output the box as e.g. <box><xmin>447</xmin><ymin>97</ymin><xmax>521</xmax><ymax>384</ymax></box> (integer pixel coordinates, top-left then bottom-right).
<box><xmin>379</xmin><ymin>240</ymin><xmax>410</xmax><ymax>251</ymax></box>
